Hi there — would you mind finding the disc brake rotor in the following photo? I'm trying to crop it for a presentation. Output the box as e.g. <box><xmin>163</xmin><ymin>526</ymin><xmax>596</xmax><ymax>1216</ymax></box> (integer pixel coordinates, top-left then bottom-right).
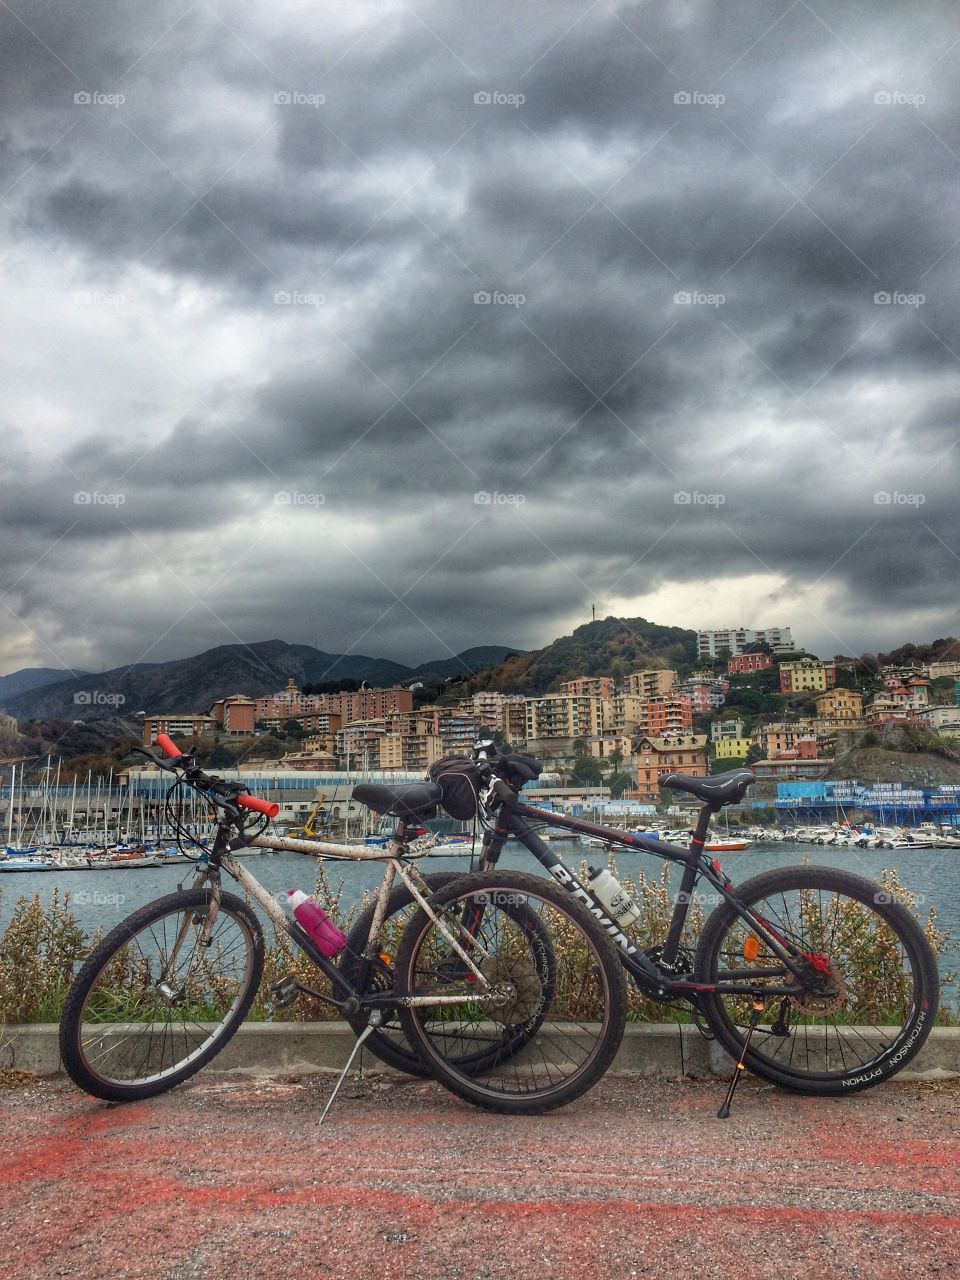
<box><xmin>481</xmin><ymin>953</ymin><xmax>543</xmax><ymax>1025</ymax></box>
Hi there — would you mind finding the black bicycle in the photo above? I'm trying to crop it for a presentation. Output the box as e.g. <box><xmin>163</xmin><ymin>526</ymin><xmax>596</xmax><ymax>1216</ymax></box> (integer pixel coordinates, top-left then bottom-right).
<box><xmin>350</xmin><ymin>743</ymin><xmax>940</xmax><ymax>1108</ymax></box>
<box><xmin>59</xmin><ymin>736</ymin><xmax>628</xmax><ymax>1115</ymax></box>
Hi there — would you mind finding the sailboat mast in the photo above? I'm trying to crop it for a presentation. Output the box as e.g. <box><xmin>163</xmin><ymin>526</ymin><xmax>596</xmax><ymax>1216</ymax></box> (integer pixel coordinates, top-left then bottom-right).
<box><xmin>6</xmin><ymin>764</ymin><xmax>14</xmax><ymax>847</ymax></box>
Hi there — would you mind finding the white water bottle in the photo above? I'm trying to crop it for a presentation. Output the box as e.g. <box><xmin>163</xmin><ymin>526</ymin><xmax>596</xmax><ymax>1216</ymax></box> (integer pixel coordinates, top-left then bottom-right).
<box><xmin>588</xmin><ymin>866</ymin><xmax>642</xmax><ymax>928</ymax></box>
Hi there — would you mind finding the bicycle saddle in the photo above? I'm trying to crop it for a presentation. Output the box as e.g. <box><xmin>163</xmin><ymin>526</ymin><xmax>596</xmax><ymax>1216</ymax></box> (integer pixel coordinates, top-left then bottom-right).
<box><xmin>659</xmin><ymin>767</ymin><xmax>755</xmax><ymax>808</ymax></box>
<box><xmin>351</xmin><ymin>781</ymin><xmax>443</xmax><ymax>820</ymax></box>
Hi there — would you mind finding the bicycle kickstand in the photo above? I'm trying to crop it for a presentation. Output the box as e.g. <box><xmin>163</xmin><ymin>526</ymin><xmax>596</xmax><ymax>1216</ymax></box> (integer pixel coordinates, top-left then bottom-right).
<box><xmin>318</xmin><ymin>1010</ymin><xmax>383</xmax><ymax>1127</ymax></box>
<box><xmin>717</xmin><ymin>1001</ymin><xmax>765</xmax><ymax>1120</ymax></box>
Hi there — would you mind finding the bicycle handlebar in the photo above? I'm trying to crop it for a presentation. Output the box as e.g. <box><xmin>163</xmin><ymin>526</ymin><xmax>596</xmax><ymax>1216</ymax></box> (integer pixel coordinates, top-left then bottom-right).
<box><xmin>133</xmin><ymin>742</ymin><xmax>279</xmax><ymax>822</ymax></box>
<box><xmin>237</xmin><ymin>793</ymin><xmax>280</xmax><ymax>818</ymax></box>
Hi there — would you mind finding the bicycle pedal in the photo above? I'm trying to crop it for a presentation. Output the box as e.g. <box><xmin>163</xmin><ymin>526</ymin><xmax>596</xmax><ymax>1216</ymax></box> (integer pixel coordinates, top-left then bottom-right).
<box><xmin>269</xmin><ymin>976</ymin><xmax>301</xmax><ymax>1009</ymax></box>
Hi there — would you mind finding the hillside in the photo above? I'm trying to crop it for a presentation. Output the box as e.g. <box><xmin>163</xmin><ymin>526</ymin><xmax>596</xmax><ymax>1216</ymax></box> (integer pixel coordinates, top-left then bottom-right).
<box><xmin>2</xmin><ymin>640</ymin><xmax>522</xmax><ymax>723</ymax></box>
<box><xmin>452</xmin><ymin>615</ymin><xmax>698</xmax><ymax>696</ymax></box>
<box><xmin>0</xmin><ymin>667</ymin><xmax>91</xmax><ymax>702</ymax></box>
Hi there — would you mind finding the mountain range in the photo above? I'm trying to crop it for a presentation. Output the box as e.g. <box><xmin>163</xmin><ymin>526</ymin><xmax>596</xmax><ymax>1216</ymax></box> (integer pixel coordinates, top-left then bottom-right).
<box><xmin>0</xmin><ymin>641</ymin><xmax>523</xmax><ymax>724</ymax></box>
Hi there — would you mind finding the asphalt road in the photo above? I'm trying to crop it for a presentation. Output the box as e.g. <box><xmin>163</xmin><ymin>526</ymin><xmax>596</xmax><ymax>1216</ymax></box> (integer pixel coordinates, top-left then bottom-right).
<box><xmin>2</xmin><ymin>1069</ymin><xmax>958</xmax><ymax>1280</ymax></box>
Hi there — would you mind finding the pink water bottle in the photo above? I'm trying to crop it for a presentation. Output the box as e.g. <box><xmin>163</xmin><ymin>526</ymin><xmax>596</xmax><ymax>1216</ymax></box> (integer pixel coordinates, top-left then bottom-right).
<box><xmin>287</xmin><ymin>889</ymin><xmax>348</xmax><ymax>958</ymax></box>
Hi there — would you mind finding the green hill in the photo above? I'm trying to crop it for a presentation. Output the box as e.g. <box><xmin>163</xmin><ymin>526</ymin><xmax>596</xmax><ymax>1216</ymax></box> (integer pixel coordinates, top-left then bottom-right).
<box><xmin>451</xmin><ymin>616</ymin><xmax>698</xmax><ymax>696</ymax></box>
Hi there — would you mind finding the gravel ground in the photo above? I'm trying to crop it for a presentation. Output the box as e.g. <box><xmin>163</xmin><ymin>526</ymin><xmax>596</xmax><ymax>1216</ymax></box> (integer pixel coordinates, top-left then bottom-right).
<box><xmin>1</xmin><ymin>1068</ymin><xmax>958</xmax><ymax>1280</ymax></box>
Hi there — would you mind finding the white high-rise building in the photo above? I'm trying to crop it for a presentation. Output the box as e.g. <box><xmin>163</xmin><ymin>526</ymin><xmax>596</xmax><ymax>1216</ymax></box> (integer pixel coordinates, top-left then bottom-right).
<box><xmin>696</xmin><ymin>627</ymin><xmax>794</xmax><ymax>659</ymax></box>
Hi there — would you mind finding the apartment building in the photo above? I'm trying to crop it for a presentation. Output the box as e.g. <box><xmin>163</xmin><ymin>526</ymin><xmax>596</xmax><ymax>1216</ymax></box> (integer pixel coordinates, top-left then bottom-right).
<box><xmin>813</xmin><ymin>688</ymin><xmax>863</xmax><ymax>720</ymax></box>
<box><xmin>560</xmin><ymin>676</ymin><xmax>615</xmax><ymax>699</ymax></box>
<box><xmin>727</xmin><ymin>651</ymin><xmax>773</xmax><ymax>675</ymax></box>
<box><xmin>255</xmin><ymin>679</ymin><xmax>413</xmax><ymax>724</ymax></box>
<box><xmin>752</xmin><ymin>721</ymin><xmax>820</xmax><ymax>759</ymax></box>
<box><xmin>779</xmin><ymin>659</ymin><xmax>837</xmax><ymax>694</ymax></box>
<box><xmin>379</xmin><ymin>733</ymin><xmax>444</xmax><ymax>771</ymax></box>
<box><xmin>209</xmin><ymin>694</ymin><xmax>256</xmax><ymax>735</ymax></box>
<box><xmin>142</xmin><ymin>713</ymin><xmax>216</xmax><ymax>745</ymax></box>
<box><xmin>696</xmin><ymin>627</ymin><xmax>793</xmax><ymax>659</ymax></box>
<box><xmin>455</xmin><ymin>690</ymin><xmax>528</xmax><ymax>743</ymax></box>
<box><xmin>711</xmin><ymin>718</ymin><xmax>745</xmax><ymax>741</ymax></box>
<box><xmin>714</xmin><ymin>737</ymin><xmax>751</xmax><ymax>760</ymax></box>
<box><xmin>676</xmin><ymin>678</ymin><xmax>725</xmax><ymax>714</ymax></box>
<box><xmin>525</xmin><ymin>693</ymin><xmax>609</xmax><ymax>751</ymax></box>
<box><xmin>613</xmin><ymin>693</ymin><xmax>693</xmax><ymax>736</ymax></box>
<box><xmin>632</xmin><ymin>733</ymin><xmax>708</xmax><ymax>799</ymax></box>
<box><xmin>625</xmin><ymin>669</ymin><xmax>676</xmax><ymax>698</ymax></box>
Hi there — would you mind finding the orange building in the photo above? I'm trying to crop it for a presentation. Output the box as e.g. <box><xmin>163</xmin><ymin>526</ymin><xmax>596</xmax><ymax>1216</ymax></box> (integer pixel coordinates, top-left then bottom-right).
<box><xmin>632</xmin><ymin>733</ymin><xmax>708</xmax><ymax>800</ymax></box>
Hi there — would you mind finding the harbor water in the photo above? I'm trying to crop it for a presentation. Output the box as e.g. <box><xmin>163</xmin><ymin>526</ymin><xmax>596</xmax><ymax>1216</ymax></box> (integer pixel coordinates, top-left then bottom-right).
<box><xmin>2</xmin><ymin>841</ymin><xmax>959</xmax><ymax>975</ymax></box>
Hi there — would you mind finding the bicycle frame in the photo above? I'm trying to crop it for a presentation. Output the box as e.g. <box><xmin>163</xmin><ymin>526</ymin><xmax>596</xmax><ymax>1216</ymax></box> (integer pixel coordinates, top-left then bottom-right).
<box><xmin>176</xmin><ymin>818</ymin><xmax>498</xmax><ymax>1013</ymax></box>
<box><xmin>478</xmin><ymin>792</ymin><xmax>812</xmax><ymax>1003</ymax></box>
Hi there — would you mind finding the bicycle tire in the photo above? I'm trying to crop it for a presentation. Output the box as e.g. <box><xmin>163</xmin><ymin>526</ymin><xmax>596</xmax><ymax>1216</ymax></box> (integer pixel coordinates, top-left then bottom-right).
<box><xmin>396</xmin><ymin>870</ymin><xmax>628</xmax><ymax>1114</ymax></box>
<box><xmin>339</xmin><ymin>871</ymin><xmax>557</xmax><ymax>1076</ymax></box>
<box><xmin>695</xmin><ymin>865</ymin><xmax>939</xmax><ymax>1095</ymax></box>
<box><xmin>60</xmin><ymin>889</ymin><xmax>264</xmax><ymax>1102</ymax></box>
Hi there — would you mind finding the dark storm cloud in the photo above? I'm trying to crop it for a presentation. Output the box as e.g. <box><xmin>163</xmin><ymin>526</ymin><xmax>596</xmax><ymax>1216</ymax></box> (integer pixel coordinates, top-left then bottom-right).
<box><xmin>1</xmin><ymin>0</ymin><xmax>959</xmax><ymax>671</ymax></box>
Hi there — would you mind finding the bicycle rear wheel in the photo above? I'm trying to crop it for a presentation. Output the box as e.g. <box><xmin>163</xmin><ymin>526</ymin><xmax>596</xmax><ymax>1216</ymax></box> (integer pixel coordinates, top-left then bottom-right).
<box><xmin>396</xmin><ymin>871</ymin><xmax>628</xmax><ymax>1113</ymax></box>
<box><xmin>340</xmin><ymin>871</ymin><xmax>555</xmax><ymax>1077</ymax></box>
<box><xmin>695</xmin><ymin>865</ymin><xmax>939</xmax><ymax>1094</ymax></box>
<box><xmin>60</xmin><ymin>889</ymin><xmax>264</xmax><ymax>1101</ymax></box>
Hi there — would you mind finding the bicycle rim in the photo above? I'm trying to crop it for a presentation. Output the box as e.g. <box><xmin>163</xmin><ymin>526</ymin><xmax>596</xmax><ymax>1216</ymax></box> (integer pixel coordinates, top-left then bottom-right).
<box><xmin>696</xmin><ymin>866</ymin><xmax>937</xmax><ymax>1087</ymax></box>
<box><xmin>69</xmin><ymin>894</ymin><xmax>259</xmax><ymax>1091</ymax></box>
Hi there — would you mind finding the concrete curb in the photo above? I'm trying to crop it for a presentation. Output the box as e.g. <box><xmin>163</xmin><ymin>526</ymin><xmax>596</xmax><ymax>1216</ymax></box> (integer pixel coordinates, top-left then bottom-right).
<box><xmin>6</xmin><ymin>1022</ymin><xmax>960</xmax><ymax>1079</ymax></box>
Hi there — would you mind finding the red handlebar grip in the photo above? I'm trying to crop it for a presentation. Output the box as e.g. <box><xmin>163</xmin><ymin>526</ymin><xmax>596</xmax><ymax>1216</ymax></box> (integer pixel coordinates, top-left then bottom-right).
<box><xmin>155</xmin><ymin>733</ymin><xmax>182</xmax><ymax>759</ymax></box>
<box><xmin>237</xmin><ymin>793</ymin><xmax>280</xmax><ymax>818</ymax></box>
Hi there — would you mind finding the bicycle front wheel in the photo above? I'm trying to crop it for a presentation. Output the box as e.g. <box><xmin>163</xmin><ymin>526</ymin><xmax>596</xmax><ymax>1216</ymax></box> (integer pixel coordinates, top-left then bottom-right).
<box><xmin>60</xmin><ymin>888</ymin><xmax>264</xmax><ymax>1102</ymax></box>
<box><xmin>695</xmin><ymin>866</ymin><xmax>939</xmax><ymax>1094</ymax></box>
<box><xmin>396</xmin><ymin>871</ymin><xmax>628</xmax><ymax>1113</ymax></box>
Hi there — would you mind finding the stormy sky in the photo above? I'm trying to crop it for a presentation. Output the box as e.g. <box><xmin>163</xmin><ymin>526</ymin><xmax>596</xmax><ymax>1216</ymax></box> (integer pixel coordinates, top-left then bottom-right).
<box><xmin>1</xmin><ymin>0</ymin><xmax>959</xmax><ymax>678</ymax></box>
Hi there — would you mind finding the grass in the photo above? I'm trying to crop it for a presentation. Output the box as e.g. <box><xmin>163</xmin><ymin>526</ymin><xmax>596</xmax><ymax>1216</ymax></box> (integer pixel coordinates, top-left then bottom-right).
<box><xmin>0</xmin><ymin>859</ymin><xmax>956</xmax><ymax>1026</ymax></box>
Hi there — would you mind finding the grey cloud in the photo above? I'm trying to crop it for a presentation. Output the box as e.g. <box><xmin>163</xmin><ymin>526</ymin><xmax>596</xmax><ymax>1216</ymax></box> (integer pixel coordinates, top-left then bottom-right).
<box><xmin>0</xmin><ymin>0</ymin><xmax>958</xmax><ymax>671</ymax></box>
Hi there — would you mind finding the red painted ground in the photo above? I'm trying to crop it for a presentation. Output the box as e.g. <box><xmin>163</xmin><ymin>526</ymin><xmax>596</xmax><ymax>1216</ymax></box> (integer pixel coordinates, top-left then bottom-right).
<box><xmin>1</xmin><ymin>1069</ymin><xmax>958</xmax><ymax>1279</ymax></box>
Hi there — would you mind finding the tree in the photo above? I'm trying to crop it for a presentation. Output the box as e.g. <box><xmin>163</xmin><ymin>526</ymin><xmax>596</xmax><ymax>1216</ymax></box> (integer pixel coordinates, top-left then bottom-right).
<box><xmin>572</xmin><ymin>736</ymin><xmax>589</xmax><ymax>758</ymax></box>
<box><xmin>284</xmin><ymin>719</ymin><xmax>305</xmax><ymax>739</ymax></box>
<box><xmin>208</xmin><ymin>744</ymin><xmax>237</xmax><ymax>767</ymax></box>
<box><xmin>607</xmin><ymin>770</ymin><xmax>633</xmax><ymax>798</ymax></box>
<box><xmin>569</xmin><ymin>756</ymin><xmax>603</xmax><ymax>785</ymax></box>
<box><xmin>608</xmin><ymin>747</ymin><xmax>624</xmax><ymax>774</ymax></box>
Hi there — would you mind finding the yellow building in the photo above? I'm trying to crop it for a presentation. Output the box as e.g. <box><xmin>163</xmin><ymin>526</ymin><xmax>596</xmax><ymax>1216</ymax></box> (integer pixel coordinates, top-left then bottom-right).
<box><xmin>378</xmin><ymin>733</ymin><xmax>443</xmax><ymax>771</ymax></box>
<box><xmin>779</xmin><ymin>659</ymin><xmax>836</xmax><ymax>693</ymax></box>
<box><xmin>525</xmin><ymin>694</ymin><xmax>609</xmax><ymax>743</ymax></box>
<box><xmin>813</xmin><ymin>688</ymin><xmax>863</xmax><ymax>720</ymax></box>
<box><xmin>714</xmin><ymin>737</ymin><xmax>751</xmax><ymax>759</ymax></box>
